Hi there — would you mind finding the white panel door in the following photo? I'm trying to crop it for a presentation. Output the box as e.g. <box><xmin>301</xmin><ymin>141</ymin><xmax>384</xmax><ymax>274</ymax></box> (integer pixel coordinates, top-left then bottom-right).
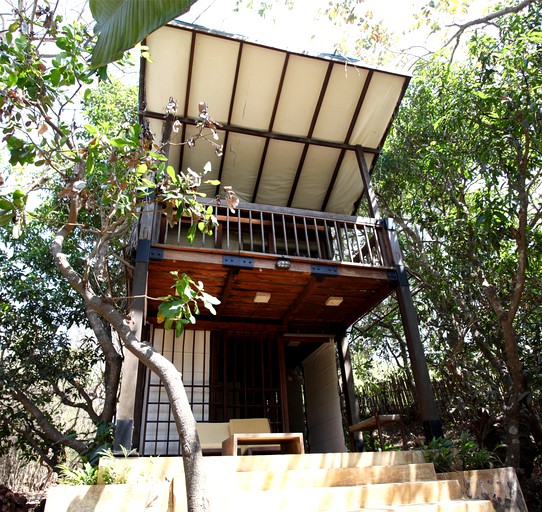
<box><xmin>303</xmin><ymin>341</ymin><xmax>346</xmax><ymax>453</ymax></box>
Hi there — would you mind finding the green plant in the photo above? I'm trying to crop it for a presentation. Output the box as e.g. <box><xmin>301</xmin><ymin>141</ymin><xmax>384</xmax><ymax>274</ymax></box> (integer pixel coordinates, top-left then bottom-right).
<box><xmin>421</xmin><ymin>436</ymin><xmax>456</xmax><ymax>472</ymax></box>
<box><xmin>56</xmin><ymin>446</ymin><xmax>136</xmax><ymax>485</ymax></box>
<box><xmin>57</xmin><ymin>462</ymin><xmax>98</xmax><ymax>486</ymax></box>
<box><xmin>422</xmin><ymin>432</ymin><xmax>498</xmax><ymax>473</ymax></box>
<box><xmin>457</xmin><ymin>432</ymin><xmax>496</xmax><ymax>471</ymax></box>
<box><xmin>98</xmin><ymin>447</ymin><xmax>135</xmax><ymax>485</ymax></box>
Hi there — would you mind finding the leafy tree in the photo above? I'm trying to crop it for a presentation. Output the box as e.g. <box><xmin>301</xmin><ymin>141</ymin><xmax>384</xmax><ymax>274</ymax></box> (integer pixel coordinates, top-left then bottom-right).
<box><xmin>372</xmin><ymin>2</ymin><xmax>542</xmax><ymax>469</ymax></box>
<box><xmin>0</xmin><ymin>225</ymin><xmax>115</xmax><ymax>468</ymax></box>
<box><xmin>0</xmin><ymin>78</ymin><xmax>141</xmax><ymax>470</ymax></box>
<box><xmin>0</xmin><ymin>3</ymin><xmax>220</xmax><ymax>510</ymax></box>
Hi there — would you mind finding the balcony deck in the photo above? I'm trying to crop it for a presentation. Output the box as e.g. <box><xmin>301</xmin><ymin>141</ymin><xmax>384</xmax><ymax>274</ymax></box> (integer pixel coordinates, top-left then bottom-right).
<box><xmin>145</xmin><ymin>202</ymin><xmax>399</xmax><ymax>334</ymax></box>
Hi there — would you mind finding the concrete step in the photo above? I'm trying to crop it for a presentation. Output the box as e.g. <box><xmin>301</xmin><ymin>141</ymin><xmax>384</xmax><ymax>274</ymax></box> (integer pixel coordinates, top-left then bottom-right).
<box><xmin>98</xmin><ymin>451</ymin><xmax>428</xmax><ymax>484</ymax></box>
<box><xmin>207</xmin><ymin>463</ymin><xmax>437</xmax><ymax>491</ymax></box>
<box><xmin>351</xmin><ymin>499</ymin><xmax>496</xmax><ymax>511</ymax></box>
<box><xmin>198</xmin><ymin>480</ymin><xmax>465</xmax><ymax>512</ymax></box>
<box><xmin>359</xmin><ymin>480</ymin><xmax>462</xmax><ymax>507</ymax></box>
<box><xmin>202</xmin><ymin>450</ymin><xmax>427</xmax><ymax>473</ymax></box>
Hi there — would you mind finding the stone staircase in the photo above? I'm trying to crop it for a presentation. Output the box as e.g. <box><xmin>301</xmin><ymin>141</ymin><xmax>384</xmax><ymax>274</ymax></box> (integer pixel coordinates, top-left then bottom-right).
<box><xmin>42</xmin><ymin>450</ymin><xmax>502</xmax><ymax>511</ymax></box>
<box><xmin>173</xmin><ymin>451</ymin><xmax>496</xmax><ymax>511</ymax></box>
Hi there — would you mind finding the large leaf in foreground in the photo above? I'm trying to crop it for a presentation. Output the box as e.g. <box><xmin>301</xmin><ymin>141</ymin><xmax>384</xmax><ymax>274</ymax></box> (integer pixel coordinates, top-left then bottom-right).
<box><xmin>90</xmin><ymin>0</ymin><xmax>198</xmax><ymax>68</ymax></box>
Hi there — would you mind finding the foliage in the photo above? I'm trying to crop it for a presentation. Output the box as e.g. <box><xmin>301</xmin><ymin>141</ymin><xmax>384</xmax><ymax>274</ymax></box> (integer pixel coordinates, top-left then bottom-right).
<box><xmin>89</xmin><ymin>0</ymin><xmax>198</xmax><ymax>68</ymax></box>
<box><xmin>370</xmin><ymin>2</ymin><xmax>542</xmax><ymax>468</ymax></box>
<box><xmin>0</xmin><ymin>2</ymin><xmax>224</xmax><ymax>508</ymax></box>
<box><xmin>97</xmin><ymin>446</ymin><xmax>136</xmax><ymax>485</ymax></box>
<box><xmin>421</xmin><ymin>436</ymin><xmax>456</xmax><ymax>473</ymax></box>
<box><xmin>0</xmin><ymin>225</ymin><xmax>105</xmax><ymax>467</ymax></box>
<box><xmin>57</xmin><ymin>461</ymin><xmax>98</xmax><ymax>485</ymax></box>
<box><xmin>421</xmin><ymin>433</ymin><xmax>498</xmax><ymax>472</ymax></box>
<box><xmin>0</xmin><ymin>3</ymin><xmax>221</xmax><ymax>487</ymax></box>
<box><xmin>158</xmin><ymin>271</ymin><xmax>220</xmax><ymax>337</ymax></box>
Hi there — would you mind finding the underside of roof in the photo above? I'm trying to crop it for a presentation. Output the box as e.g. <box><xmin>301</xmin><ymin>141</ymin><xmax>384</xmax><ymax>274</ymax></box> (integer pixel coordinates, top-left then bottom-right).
<box><xmin>141</xmin><ymin>21</ymin><xmax>410</xmax><ymax>215</ymax></box>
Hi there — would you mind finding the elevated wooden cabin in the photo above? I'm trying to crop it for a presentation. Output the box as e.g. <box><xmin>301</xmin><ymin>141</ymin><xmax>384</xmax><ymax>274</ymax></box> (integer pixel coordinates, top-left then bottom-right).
<box><xmin>117</xmin><ymin>21</ymin><xmax>442</xmax><ymax>456</ymax></box>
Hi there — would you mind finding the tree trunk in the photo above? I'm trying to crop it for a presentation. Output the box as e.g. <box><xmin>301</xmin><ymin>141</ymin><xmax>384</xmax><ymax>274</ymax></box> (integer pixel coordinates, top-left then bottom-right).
<box><xmin>50</xmin><ymin>180</ymin><xmax>209</xmax><ymax>511</ymax></box>
<box><xmin>501</xmin><ymin>319</ymin><xmax>527</xmax><ymax>468</ymax></box>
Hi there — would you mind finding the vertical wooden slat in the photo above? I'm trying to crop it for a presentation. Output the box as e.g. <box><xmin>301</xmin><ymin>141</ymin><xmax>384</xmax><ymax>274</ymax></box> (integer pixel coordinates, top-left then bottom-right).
<box><xmin>373</xmin><ymin>225</ymin><xmax>385</xmax><ymax>265</ymax></box>
<box><xmin>333</xmin><ymin>221</ymin><xmax>343</xmax><ymax>261</ymax></box>
<box><xmin>237</xmin><ymin>206</ymin><xmax>242</xmax><ymax>250</ymax></box>
<box><xmin>226</xmin><ymin>207</ymin><xmax>230</xmax><ymax>250</ymax></box>
<box><xmin>271</xmin><ymin>213</ymin><xmax>276</xmax><ymax>254</ymax></box>
<box><xmin>303</xmin><ymin>217</ymin><xmax>311</xmax><ymax>258</ymax></box>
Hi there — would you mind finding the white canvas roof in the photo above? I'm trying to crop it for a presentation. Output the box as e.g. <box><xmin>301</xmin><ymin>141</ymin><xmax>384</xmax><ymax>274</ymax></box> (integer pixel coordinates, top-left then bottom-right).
<box><xmin>142</xmin><ymin>22</ymin><xmax>409</xmax><ymax>215</ymax></box>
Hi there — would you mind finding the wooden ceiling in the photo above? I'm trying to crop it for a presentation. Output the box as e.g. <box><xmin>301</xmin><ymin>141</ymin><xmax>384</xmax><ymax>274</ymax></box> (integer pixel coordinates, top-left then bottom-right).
<box><xmin>146</xmin><ymin>247</ymin><xmax>398</xmax><ymax>334</ymax></box>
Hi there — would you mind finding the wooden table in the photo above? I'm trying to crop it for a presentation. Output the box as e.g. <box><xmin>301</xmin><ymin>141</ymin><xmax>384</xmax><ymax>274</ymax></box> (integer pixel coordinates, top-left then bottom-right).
<box><xmin>349</xmin><ymin>414</ymin><xmax>408</xmax><ymax>450</ymax></box>
<box><xmin>221</xmin><ymin>433</ymin><xmax>304</xmax><ymax>456</ymax></box>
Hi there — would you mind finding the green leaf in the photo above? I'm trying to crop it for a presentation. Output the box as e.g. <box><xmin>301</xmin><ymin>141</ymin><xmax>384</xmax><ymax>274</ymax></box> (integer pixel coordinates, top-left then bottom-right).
<box><xmin>89</xmin><ymin>0</ymin><xmax>198</xmax><ymax>68</ymax></box>
<box><xmin>175</xmin><ymin>321</ymin><xmax>184</xmax><ymax>337</ymax></box>
<box><xmin>0</xmin><ymin>214</ymin><xmax>13</xmax><ymax>227</ymax></box>
<box><xmin>0</xmin><ymin>199</ymin><xmax>14</xmax><ymax>211</ymax></box>
<box><xmin>166</xmin><ymin>165</ymin><xmax>177</xmax><ymax>181</ymax></box>
<box><xmin>85</xmin><ymin>124</ymin><xmax>98</xmax><ymax>136</ymax></box>
<box><xmin>148</xmin><ymin>151</ymin><xmax>168</xmax><ymax>161</ymax></box>
<box><xmin>204</xmin><ymin>179</ymin><xmax>220</xmax><ymax>186</ymax></box>
<box><xmin>12</xmin><ymin>189</ymin><xmax>27</xmax><ymax>208</ymax></box>
<box><xmin>109</xmin><ymin>137</ymin><xmax>129</xmax><ymax>148</ymax></box>
<box><xmin>186</xmin><ymin>223</ymin><xmax>197</xmax><ymax>243</ymax></box>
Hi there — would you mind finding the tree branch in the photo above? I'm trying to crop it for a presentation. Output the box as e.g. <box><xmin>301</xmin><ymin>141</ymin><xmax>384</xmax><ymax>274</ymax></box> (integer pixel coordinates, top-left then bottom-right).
<box><xmin>9</xmin><ymin>389</ymin><xmax>87</xmax><ymax>455</ymax></box>
<box><xmin>445</xmin><ymin>0</ymin><xmax>537</xmax><ymax>47</ymax></box>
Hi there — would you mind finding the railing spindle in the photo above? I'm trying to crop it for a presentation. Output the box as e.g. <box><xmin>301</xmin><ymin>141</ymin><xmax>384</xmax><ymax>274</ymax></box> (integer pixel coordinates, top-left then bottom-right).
<box><xmin>363</xmin><ymin>225</ymin><xmax>374</xmax><ymax>264</ymax></box>
<box><xmin>343</xmin><ymin>222</ymin><xmax>353</xmax><ymax>263</ymax></box>
<box><xmin>238</xmin><ymin>207</ymin><xmax>242</xmax><ymax>250</ymax></box>
<box><xmin>249</xmin><ymin>210</ymin><xmax>254</xmax><ymax>251</ymax></box>
<box><xmin>292</xmin><ymin>215</ymin><xmax>300</xmax><ymax>256</ymax></box>
<box><xmin>313</xmin><ymin>218</ymin><xmax>322</xmax><ymax>259</ymax></box>
<box><xmin>333</xmin><ymin>221</ymin><xmax>343</xmax><ymax>261</ymax></box>
<box><xmin>271</xmin><ymin>213</ymin><xmax>276</xmax><ymax>254</ymax></box>
<box><xmin>303</xmin><ymin>217</ymin><xmax>311</xmax><ymax>258</ymax></box>
<box><xmin>281</xmin><ymin>214</ymin><xmax>288</xmax><ymax>255</ymax></box>
<box><xmin>260</xmin><ymin>211</ymin><xmax>266</xmax><ymax>253</ymax></box>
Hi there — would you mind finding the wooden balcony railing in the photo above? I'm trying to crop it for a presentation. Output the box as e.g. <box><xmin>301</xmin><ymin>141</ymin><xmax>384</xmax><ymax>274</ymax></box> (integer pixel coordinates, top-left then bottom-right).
<box><xmin>159</xmin><ymin>201</ymin><xmax>392</xmax><ymax>268</ymax></box>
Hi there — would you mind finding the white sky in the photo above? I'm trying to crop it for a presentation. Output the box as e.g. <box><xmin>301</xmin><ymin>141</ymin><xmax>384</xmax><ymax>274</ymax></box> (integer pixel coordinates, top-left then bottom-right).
<box><xmin>0</xmin><ymin>0</ymin><xmax>496</xmax><ymax>70</ymax></box>
<box><xmin>178</xmin><ymin>0</ymin><xmax>496</xmax><ymax>69</ymax></box>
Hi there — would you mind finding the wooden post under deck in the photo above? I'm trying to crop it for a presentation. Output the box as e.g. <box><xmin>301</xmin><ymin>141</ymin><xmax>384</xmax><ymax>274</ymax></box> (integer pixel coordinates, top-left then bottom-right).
<box><xmin>337</xmin><ymin>332</ymin><xmax>361</xmax><ymax>451</ymax></box>
<box><xmin>357</xmin><ymin>146</ymin><xmax>443</xmax><ymax>441</ymax></box>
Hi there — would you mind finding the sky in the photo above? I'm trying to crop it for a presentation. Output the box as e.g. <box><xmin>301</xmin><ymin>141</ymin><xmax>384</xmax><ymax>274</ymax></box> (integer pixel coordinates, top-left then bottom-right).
<box><xmin>0</xmin><ymin>0</ymin><xmax>496</xmax><ymax>71</ymax></box>
<box><xmin>177</xmin><ymin>0</ymin><xmax>496</xmax><ymax>70</ymax></box>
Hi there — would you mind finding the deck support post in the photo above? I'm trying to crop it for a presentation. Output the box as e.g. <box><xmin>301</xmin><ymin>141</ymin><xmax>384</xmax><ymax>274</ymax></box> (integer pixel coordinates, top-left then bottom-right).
<box><xmin>117</xmin><ymin>118</ymin><xmax>167</xmax><ymax>447</ymax></box>
<box><xmin>336</xmin><ymin>332</ymin><xmax>361</xmax><ymax>451</ymax></box>
<box><xmin>356</xmin><ymin>146</ymin><xmax>442</xmax><ymax>441</ymax></box>
<box><xmin>384</xmin><ymin>218</ymin><xmax>443</xmax><ymax>441</ymax></box>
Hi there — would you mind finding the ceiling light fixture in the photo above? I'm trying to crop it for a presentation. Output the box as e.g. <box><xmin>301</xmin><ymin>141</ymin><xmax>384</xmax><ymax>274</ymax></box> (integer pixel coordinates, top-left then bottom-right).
<box><xmin>254</xmin><ymin>292</ymin><xmax>271</xmax><ymax>303</ymax></box>
<box><xmin>325</xmin><ymin>296</ymin><xmax>343</xmax><ymax>306</ymax></box>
